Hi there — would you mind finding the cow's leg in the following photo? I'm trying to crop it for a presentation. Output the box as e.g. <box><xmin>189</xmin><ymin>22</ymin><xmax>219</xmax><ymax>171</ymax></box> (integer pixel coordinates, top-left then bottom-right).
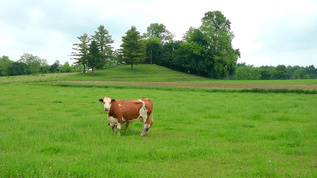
<box><xmin>111</xmin><ymin>125</ymin><xmax>116</xmax><ymax>133</ymax></box>
<box><xmin>140</xmin><ymin>118</ymin><xmax>151</xmax><ymax>136</ymax></box>
<box><xmin>141</xmin><ymin>111</ymin><xmax>153</xmax><ymax>136</ymax></box>
<box><xmin>125</xmin><ymin>122</ymin><xmax>130</xmax><ymax>129</ymax></box>
<box><xmin>141</xmin><ymin>123</ymin><xmax>150</xmax><ymax>136</ymax></box>
<box><xmin>116</xmin><ymin>116</ymin><xmax>123</xmax><ymax>136</ymax></box>
<box><xmin>116</xmin><ymin>123</ymin><xmax>121</xmax><ymax>136</ymax></box>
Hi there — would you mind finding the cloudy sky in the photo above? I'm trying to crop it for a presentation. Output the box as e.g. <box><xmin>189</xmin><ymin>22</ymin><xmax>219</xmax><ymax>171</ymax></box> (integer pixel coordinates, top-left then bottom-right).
<box><xmin>0</xmin><ymin>0</ymin><xmax>316</xmax><ymax>66</ymax></box>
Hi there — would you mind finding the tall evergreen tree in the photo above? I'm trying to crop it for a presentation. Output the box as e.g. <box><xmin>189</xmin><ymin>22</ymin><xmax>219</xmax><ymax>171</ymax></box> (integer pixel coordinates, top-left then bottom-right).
<box><xmin>88</xmin><ymin>40</ymin><xmax>101</xmax><ymax>76</ymax></box>
<box><xmin>71</xmin><ymin>33</ymin><xmax>91</xmax><ymax>73</ymax></box>
<box><xmin>120</xmin><ymin>26</ymin><xmax>146</xmax><ymax>70</ymax></box>
<box><xmin>92</xmin><ymin>25</ymin><xmax>114</xmax><ymax>69</ymax></box>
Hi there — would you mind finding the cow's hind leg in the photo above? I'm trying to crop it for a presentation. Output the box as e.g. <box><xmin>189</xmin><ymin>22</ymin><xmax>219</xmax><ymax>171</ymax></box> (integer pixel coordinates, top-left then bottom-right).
<box><xmin>125</xmin><ymin>122</ymin><xmax>130</xmax><ymax>130</ymax></box>
<box><xmin>111</xmin><ymin>125</ymin><xmax>116</xmax><ymax>133</ymax></box>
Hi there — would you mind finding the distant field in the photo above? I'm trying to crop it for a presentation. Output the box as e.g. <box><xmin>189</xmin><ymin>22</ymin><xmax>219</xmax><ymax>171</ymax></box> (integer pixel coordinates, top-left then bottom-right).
<box><xmin>0</xmin><ymin>64</ymin><xmax>316</xmax><ymax>177</ymax></box>
<box><xmin>1</xmin><ymin>64</ymin><xmax>316</xmax><ymax>90</ymax></box>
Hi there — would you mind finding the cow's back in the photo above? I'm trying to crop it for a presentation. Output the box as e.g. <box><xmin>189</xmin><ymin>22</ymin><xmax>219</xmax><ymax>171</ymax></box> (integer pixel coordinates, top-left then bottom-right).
<box><xmin>109</xmin><ymin>100</ymin><xmax>143</xmax><ymax>121</ymax></box>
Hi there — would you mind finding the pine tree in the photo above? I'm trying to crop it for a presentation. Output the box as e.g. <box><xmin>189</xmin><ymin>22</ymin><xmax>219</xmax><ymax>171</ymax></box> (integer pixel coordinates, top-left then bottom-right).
<box><xmin>92</xmin><ymin>25</ymin><xmax>114</xmax><ymax>69</ymax></box>
<box><xmin>71</xmin><ymin>33</ymin><xmax>91</xmax><ymax>73</ymax></box>
<box><xmin>120</xmin><ymin>26</ymin><xmax>146</xmax><ymax>70</ymax></box>
<box><xmin>88</xmin><ymin>40</ymin><xmax>100</xmax><ymax>76</ymax></box>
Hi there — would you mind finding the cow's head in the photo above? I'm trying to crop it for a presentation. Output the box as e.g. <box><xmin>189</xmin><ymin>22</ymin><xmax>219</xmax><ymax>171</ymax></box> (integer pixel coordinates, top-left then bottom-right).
<box><xmin>99</xmin><ymin>96</ymin><xmax>115</xmax><ymax>112</ymax></box>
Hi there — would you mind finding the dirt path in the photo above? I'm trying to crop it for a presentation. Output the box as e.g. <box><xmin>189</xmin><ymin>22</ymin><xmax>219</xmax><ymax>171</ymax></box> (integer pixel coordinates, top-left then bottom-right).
<box><xmin>59</xmin><ymin>81</ymin><xmax>317</xmax><ymax>90</ymax></box>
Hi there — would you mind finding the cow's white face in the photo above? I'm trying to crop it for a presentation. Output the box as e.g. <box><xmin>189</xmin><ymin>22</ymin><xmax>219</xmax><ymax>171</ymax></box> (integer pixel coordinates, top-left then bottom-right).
<box><xmin>99</xmin><ymin>96</ymin><xmax>112</xmax><ymax>112</ymax></box>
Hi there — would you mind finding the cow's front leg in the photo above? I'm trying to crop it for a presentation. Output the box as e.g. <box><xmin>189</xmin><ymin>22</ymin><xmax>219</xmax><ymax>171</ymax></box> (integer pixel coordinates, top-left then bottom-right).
<box><xmin>141</xmin><ymin>123</ymin><xmax>150</xmax><ymax>136</ymax></box>
<box><xmin>116</xmin><ymin>123</ymin><xmax>122</xmax><ymax>136</ymax></box>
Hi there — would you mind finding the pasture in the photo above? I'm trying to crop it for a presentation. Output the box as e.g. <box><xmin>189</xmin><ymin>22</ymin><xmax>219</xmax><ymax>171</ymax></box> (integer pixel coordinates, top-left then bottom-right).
<box><xmin>0</xmin><ymin>65</ymin><xmax>316</xmax><ymax>177</ymax></box>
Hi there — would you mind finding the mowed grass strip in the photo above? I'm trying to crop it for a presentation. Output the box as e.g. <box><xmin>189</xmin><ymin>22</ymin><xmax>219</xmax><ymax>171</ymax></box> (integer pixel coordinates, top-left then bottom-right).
<box><xmin>0</xmin><ymin>83</ymin><xmax>316</xmax><ymax>177</ymax></box>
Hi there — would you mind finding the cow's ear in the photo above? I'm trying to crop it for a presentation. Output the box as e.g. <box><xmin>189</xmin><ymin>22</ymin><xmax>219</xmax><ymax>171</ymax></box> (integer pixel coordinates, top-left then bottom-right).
<box><xmin>111</xmin><ymin>99</ymin><xmax>116</xmax><ymax>103</ymax></box>
<box><xmin>99</xmin><ymin>99</ymin><xmax>104</xmax><ymax>103</ymax></box>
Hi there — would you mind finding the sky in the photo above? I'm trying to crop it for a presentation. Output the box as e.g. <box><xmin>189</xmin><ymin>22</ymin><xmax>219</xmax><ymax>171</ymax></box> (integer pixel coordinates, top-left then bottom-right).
<box><xmin>0</xmin><ymin>0</ymin><xmax>316</xmax><ymax>67</ymax></box>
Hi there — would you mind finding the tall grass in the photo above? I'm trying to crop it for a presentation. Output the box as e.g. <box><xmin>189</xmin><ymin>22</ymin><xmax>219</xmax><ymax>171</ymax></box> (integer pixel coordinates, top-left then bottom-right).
<box><xmin>1</xmin><ymin>83</ymin><xmax>316</xmax><ymax>177</ymax></box>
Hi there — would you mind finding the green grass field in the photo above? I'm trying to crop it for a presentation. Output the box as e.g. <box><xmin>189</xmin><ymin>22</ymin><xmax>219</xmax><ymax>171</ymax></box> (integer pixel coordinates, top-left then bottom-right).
<box><xmin>0</xmin><ymin>64</ymin><xmax>316</xmax><ymax>177</ymax></box>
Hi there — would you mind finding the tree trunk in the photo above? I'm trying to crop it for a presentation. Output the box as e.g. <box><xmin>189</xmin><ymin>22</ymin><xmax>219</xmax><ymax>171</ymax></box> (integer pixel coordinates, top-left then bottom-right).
<box><xmin>131</xmin><ymin>63</ymin><xmax>134</xmax><ymax>70</ymax></box>
<box><xmin>91</xmin><ymin>69</ymin><xmax>94</xmax><ymax>76</ymax></box>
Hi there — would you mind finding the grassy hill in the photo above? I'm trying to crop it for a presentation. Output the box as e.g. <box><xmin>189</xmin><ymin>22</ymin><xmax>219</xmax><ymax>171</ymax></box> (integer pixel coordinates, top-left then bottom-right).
<box><xmin>62</xmin><ymin>64</ymin><xmax>208</xmax><ymax>82</ymax></box>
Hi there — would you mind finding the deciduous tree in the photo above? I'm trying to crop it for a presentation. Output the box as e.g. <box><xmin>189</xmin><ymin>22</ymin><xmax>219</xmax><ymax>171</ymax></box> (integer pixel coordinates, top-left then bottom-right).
<box><xmin>18</xmin><ymin>53</ymin><xmax>42</xmax><ymax>74</ymax></box>
<box><xmin>200</xmin><ymin>11</ymin><xmax>240</xmax><ymax>78</ymax></box>
<box><xmin>147</xmin><ymin>23</ymin><xmax>174</xmax><ymax>44</ymax></box>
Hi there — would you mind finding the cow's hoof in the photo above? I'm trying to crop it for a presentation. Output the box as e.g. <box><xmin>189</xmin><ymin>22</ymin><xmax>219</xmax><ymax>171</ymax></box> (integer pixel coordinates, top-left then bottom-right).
<box><xmin>140</xmin><ymin>132</ymin><xmax>148</xmax><ymax>136</ymax></box>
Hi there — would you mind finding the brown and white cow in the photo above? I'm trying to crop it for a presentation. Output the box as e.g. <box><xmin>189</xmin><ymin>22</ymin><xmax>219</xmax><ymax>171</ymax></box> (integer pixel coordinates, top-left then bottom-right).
<box><xmin>99</xmin><ymin>96</ymin><xmax>153</xmax><ymax>136</ymax></box>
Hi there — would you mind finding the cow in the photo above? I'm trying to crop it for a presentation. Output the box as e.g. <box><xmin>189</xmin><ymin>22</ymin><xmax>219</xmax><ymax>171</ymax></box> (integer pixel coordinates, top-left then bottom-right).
<box><xmin>99</xmin><ymin>96</ymin><xmax>153</xmax><ymax>136</ymax></box>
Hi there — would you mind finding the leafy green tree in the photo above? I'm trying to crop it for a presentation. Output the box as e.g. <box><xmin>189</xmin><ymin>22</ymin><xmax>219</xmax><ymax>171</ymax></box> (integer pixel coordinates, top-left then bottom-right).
<box><xmin>88</xmin><ymin>40</ymin><xmax>101</xmax><ymax>76</ymax></box>
<box><xmin>259</xmin><ymin>69</ymin><xmax>271</xmax><ymax>80</ymax></box>
<box><xmin>305</xmin><ymin>65</ymin><xmax>317</xmax><ymax>79</ymax></box>
<box><xmin>147</xmin><ymin>23</ymin><xmax>174</xmax><ymax>44</ymax></box>
<box><xmin>92</xmin><ymin>25</ymin><xmax>114</xmax><ymax>69</ymax></box>
<box><xmin>274</xmin><ymin>65</ymin><xmax>288</xmax><ymax>79</ymax></box>
<box><xmin>183</xmin><ymin>27</ymin><xmax>211</xmax><ymax>76</ymax></box>
<box><xmin>0</xmin><ymin>55</ymin><xmax>13</xmax><ymax>76</ymax></box>
<box><xmin>121</xmin><ymin>26</ymin><xmax>146</xmax><ymax>70</ymax></box>
<box><xmin>71</xmin><ymin>33</ymin><xmax>91</xmax><ymax>73</ymax></box>
<box><xmin>145</xmin><ymin>36</ymin><xmax>161</xmax><ymax>64</ymax></box>
<box><xmin>294</xmin><ymin>67</ymin><xmax>305</xmax><ymax>79</ymax></box>
<box><xmin>7</xmin><ymin>62</ymin><xmax>28</xmax><ymax>76</ymax></box>
<box><xmin>145</xmin><ymin>23</ymin><xmax>173</xmax><ymax>65</ymax></box>
<box><xmin>18</xmin><ymin>53</ymin><xmax>42</xmax><ymax>74</ymax></box>
<box><xmin>159</xmin><ymin>41</ymin><xmax>181</xmax><ymax>69</ymax></box>
<box><xmin>62</xmin><ymin>62</ymin><xmax>72</xmax><ymax>73</ymax></box>
<box><xmin>200</xmin><ymin>11</ymin><xmax>240</xmax><ymax>78</ymax></box>
<box><xmin>50</xmin><ymin>60</ymin><xmax>61</xmax><ymax>73</ymax></box>
<box><xmin>234</xmin><ymin>66</ymin><xmax>261</xmax><ymax>80</ymax></box>
<box><xmin>40</xmin><ymin>59</ymin><xmax>50</xmax><ymax>73</ymax></box>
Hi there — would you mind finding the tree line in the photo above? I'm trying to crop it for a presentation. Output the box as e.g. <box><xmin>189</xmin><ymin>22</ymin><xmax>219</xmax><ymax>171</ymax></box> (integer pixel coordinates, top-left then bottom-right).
<box><xmin>234</xmin><ymin>63</ymin><xmax>317</xmax><ymax>80</ymax></box>
<box><xmin>0</xmin><ymin>54</ymin><xmax>79</xmax><ymax>76</ymax></box>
